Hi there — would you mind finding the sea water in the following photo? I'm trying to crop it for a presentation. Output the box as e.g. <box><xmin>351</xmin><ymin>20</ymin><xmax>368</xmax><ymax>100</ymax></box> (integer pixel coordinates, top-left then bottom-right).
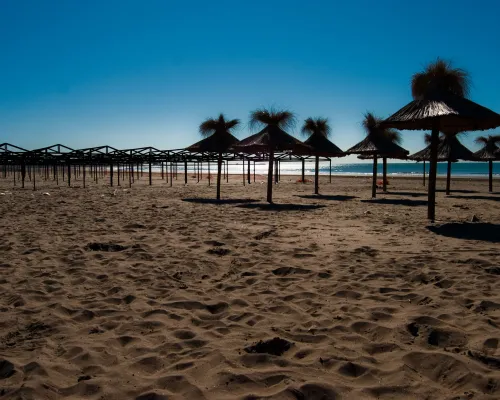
<box><xmin>150</xmin><ymin>161</ymin><xmax>498</xmax><ymax>178</ymax></box>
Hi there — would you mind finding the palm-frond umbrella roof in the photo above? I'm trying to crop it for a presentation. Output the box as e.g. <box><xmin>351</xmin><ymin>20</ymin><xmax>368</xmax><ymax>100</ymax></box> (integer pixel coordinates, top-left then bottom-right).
<box><xmin>186</xmin><ymin>132</ymin><xmax>240</xmax><ymax>153</ymax></box>
<box><xmin>299</xmin><ymin>134</ymin><xmax>345</xmax><ymax>157</ymax></box>
<box><xmin>382</xmin><ymin>91</ymin><xmax>500</xmax><ymax>133</ymax></box>
<box><xmin>410</xmin><ymin>135</ymin><xmax>476</xmax><ymax>162</ymax></box>
<box><xmin>232</xmin><ymin>125</ymin><xmax>309</xmax><ymax>153</ymax></box>
<box><xmin>473</xmin><ymin>143</ymin><xmax>500</xmax><ymax>161</ymax></box>
<box><xmin>346</xmin><ymin>136</ymin><xmax>409</xmax><ymax>159</ymax></box>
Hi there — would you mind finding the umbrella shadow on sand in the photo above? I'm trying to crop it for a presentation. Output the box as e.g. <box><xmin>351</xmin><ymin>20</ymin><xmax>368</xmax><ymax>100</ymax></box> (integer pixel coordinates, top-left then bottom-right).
<box><xmin>295</xmin><ymin>194</ymin><xmax>357</xmax><ymax>201</ymax></box>
<box><xmin>447</xmin><ymin>195</ymin><xmax>500</xmax><ymax>202</ymax></box>
<box><xmin>427</xmin><ymin>222</ymin><xmax>500</xmax><ymax>243</ymax></box>
<box><xmin>361</xmin><ymin>198</ymin><xmax>428</xmax><ymax>207</ymax></box>
<box><xmin>182</xmin><ymin>198</ymin><xmax>259</xmax><ymax>205</ymax></box>
<box><xmin>237</xmin><ymin>203</ymin><xmax>325</xmax><ymax>212</ymax></box>
<box><xmin>384</xmin><ymin>191</ymin><xmax>427</xmax><ymax>198</ymax></box>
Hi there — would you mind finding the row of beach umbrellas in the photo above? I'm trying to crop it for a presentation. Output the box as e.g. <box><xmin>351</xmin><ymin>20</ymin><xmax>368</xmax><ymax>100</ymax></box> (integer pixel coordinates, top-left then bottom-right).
<box><xmin>185</xmin><ymin>109</ymin><xmax>499</xmax><ymax>219</ymax></box>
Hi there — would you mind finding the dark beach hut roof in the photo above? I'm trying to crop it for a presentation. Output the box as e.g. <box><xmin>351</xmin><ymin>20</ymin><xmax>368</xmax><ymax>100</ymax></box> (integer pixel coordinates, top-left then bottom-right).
<box><xmin>346</xmin><ymin>136</ymin><xmax>409</xmax><ymax>158</ymax></box>
<box><xmin>410</xmin><ymin>135</ymin><xmax>476</xmax><ymax>162</ymax></box>
<box><xmin>382</xmin><ymin>92</ymin><xmax>500</xmax><ymax>133</ymax></box>
<box><xmin>232</xmin><ymin>125</ymin><xmax>308</xmax><ymax>153</ymax></box>
<box><xmin>299</xmin><ymin>134</ymin><xmax>345</xmax><ymax>157</ymax></box>
<box><xmin>186</xmin><ymin>132</ymin><xmax>240</xmax><ymax>153</ymax></box>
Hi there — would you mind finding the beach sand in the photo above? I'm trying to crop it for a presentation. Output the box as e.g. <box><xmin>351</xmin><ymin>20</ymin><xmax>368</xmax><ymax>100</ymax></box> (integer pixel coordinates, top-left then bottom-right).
<box><xmin>1</xmin><ymin>174</ymin><xmax>500</xmax><ymax>399</ymax></box>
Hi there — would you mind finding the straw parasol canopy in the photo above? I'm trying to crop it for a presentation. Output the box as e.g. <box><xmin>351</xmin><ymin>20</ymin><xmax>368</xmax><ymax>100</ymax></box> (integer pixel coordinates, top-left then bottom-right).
<box><xmin>298</xmin><ymin>117</ymin><xmax>344</xmax><ymax>194</ymax></box>
<box><xmin>410</xmin><ymin>132</ymin><xmax>476</xmax><ymax>195</ymax></box>
<box><xmin>381</xmin><ymin>59</ymin><xmax>500</xmax><ymax>220</ymax></box>
<box><xmin>187</xmin><ymin>113</ymin><xmax>240</xmax><ymax>200</ymax></box>
<box><xmin>347</xmin><ymin>113</ymin><xmax>409</xmax><ymax>197</ymax></box>
<box><xmin>409</xmin><ymin>133</ymin><xmax>475</xmax><ymax>162</ymax></box>
<box><xmin>473</xmin><ymin>135</ymin><xmax>500</xmax><ymax>192</ymax></box>
<box><xmin>233</xmin><ymin>108</ymin><xmax>308</xmax><ymax>203</ymax></box>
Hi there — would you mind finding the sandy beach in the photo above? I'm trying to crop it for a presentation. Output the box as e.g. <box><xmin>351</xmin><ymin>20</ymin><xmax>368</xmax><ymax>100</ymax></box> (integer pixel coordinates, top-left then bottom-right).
<box><xmin>1</xmin><ymin>174</ymin><xmax>500</xmax><ymax>400</ymax></box>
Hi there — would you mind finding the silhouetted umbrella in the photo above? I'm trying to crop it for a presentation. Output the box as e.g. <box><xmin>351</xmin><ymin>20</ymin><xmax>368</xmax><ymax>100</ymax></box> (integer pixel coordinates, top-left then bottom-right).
<box><xmin>409</xmin><ymin>133</ymin><xmax>475</xmax><ymax>195</ymax></box>
<box><xmin>383</xmin><ymin>91</ymin><xmax>500</xmax><ymax>220</ymax></box>
<box><xmin>473</xmin><ymin>135</ymin><xmax>500</xmax><ymax>192</ymax></box>
<box><xmin>347</xmin><ymin>113</ymin><xmax>409</xmax><ymax>197</ymax></box>
<box><xmin>187</xmin><ymin>114</ymin><xmax>240</xmax><ymax>200</ymax></box>
<box><xmin>296</xmin><ymin>117</ymin><xmax>344</xmax><ymax>194</ymax></box>
<box><xmin>233</xmin><ymin>108</ymin><xmax>309</xmax><ymax>203</ymax></box>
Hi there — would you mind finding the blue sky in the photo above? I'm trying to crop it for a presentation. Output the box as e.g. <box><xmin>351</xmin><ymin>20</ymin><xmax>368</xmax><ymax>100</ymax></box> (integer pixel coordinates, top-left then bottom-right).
<box><xmin>1</xmin><ymin>0</ymin><xmax>499</xmax><ymax>161</ymax></box>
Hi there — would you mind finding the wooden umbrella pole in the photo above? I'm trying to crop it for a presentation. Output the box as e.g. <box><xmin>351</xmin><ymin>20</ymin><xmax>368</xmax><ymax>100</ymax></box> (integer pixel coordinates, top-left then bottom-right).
<box><xmin>382</xmin><ymin>157</ymin><xmax>387</xmax><ymax>192</ymax></box>
<box><xmin>314</xmin><ymin>155</ymin><xmax>319</xmax><ymax>194</ymax></box>
<box><xmin>208</xmin><ymin>160</ymin><xmax>211</xmax><ymax>186</ymax></box>
<box><xmin>329</xmin><ymin>159</ymin><xmax>332</xmax><ymax>183</ymax></box>
<box><xmin>253</xmin><ymin>161</ymin><xmax>255</xmax><ymax>183</ymax></box>
<box><xmin>217</xmin><ymin>152</ymin><xmax>222</xmax><ymax>200</ymax></box>
<box><xmin>371</xmin><ymin>155</ymin><xmax>378</xmax><ymax>198</ymax></box>
<box><xmin>247</xmin><ymin>159</ymin><xmax>250</xmax><ymax>184</ymax></box>
<box><xmin>489</xmin><ymin>159</ymin><xmax>493</xmax><ymax>193</ymax></box>
<box><xmin>267</xmin><ymin>150</ymin><xmax>274</xmax><ymax>203</ymax></box>
<box><xmin>83</xmin><ymin>163</ymin><xmax>86</xmax><ymax>188</ymax></box>
<box><xmin>301</xmin><ymin>159</ymin><xmax>305</xmax><ymax>183</ymax></box>
<box><xmin>428</xmin><ymin>125</ymin><xmax>439</xmax><ymax>221</ymax></box>
<box><xmin>446</xmin><ymin>159</ymin><xmax>452</xmax><ymax>195</ymax></box>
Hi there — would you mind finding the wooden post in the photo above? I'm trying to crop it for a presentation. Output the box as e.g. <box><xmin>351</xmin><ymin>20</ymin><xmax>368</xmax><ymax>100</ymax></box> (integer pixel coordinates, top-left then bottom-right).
<box><xmin>489</xmin><ymin>159</ymin><xmax>493</xmax><ymax>193</ymax></box>
<box><xmin>428</xmin><ymin>125</ymin><xmax>439</xmax><ymax>221</ymax></box>
<box><xmin>129</xmin><ymin>163</ymin><xmax>132</xmax><ymax>188</ymax></box>
<box><xmin>253</xmin><ymin>161</ymin><xmax>255</xmax><ymax>183</ymax></box>
<box><xmin>329</xmin><ymin>159</ymin><xmax>332</xmax><ymax>183</ymax></box>
<box><xmin>247</xmin><ymin>159</ymin><xmax>251</xmax><ymax>184</ymax></box>
<box><xmin>33</xmin><ymin>165</ymin><xmax>36</xmax><ymax>191</ymax></box>
<box><xmin>161</xmin><ymin>162</ymin><xmax>164</xmax><ymax>180</ymax></box>
<box><xmin>382</xmin><ymin>157</ymin><xmax>387</xmax><ymax>192</ymax></box>
<box><xmin>116</xmin><ymin>163</ymin><xmax>120</xmax><ymax>186</ymax></box>
<box><xmin>184</xmin><ymin>159</ymin><xmax>188</xmax><ymax>184</ymax></box>
<box><xmin>148</xmin><ymin>157</ymin><xmax>152</xmax><ymax>186</ymax></box>
<box><xmin>110</xmin><ymin>162</ymin><xmax>114</xmax><ymax>187</ymax></box>
<box><xmin>314</xmin><ymin>155</ymin><xmax>319</xmax><ymax>194</ymax></box>
<box><xmin>302</xmin><ymin>159</ymin><xmax>305</xmax><ymax>183</ymax></box>
<box><xmin>217</xmin><ymin>152</ymin><xmax>222</xmax><ymax>200</ymax></box>
<box><xmin>83</xmin><ymin>162</ymin><xmax>86</xmax><ymax>188</ymax></box>
<box><xmin>371</xmin><ymin>155</ymin><xmax>378</xmax><ymax>198</ymax></box>
<box><xmin>67</xmin><ymin>162</ymin><xmax>71</xmax><ymax>187</ymax></box>
<box><xmin>267</xmin><ymin>150</ymin><xmax>274</xmax><ymax>203</ymax></box>
<box><xmin>274</xmin><ymin>160</ymin><xmax>278</xmax><ymax>184</ymax></box>
<box><xmin>21</xmin><ymin>161</ymin><xmax>26</xmax><ymax>188</ymax></box>
<box><xmin>208</xmin><ymin>160</ymin><xmax>211</xmax><ymax>186</ymax></box>
<box><xmin>170</xmin><ymin>162</ymin><xmax>173</xmax><ymax>187</ymax></box>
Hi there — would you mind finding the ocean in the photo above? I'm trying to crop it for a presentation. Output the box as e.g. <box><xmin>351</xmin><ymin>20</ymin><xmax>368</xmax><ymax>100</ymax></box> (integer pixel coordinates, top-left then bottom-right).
<box><xmin>154</xmin><ymin>161</ymin><xmax>499</xmax><ymax>178</ymax></box>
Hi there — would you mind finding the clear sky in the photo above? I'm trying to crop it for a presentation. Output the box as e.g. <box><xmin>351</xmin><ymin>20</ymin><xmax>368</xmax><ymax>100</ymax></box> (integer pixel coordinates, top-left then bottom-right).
<box><xmin>1</xmin><ymin>0</ymin><xmax>499</xmax><ymax>161</ymax></box>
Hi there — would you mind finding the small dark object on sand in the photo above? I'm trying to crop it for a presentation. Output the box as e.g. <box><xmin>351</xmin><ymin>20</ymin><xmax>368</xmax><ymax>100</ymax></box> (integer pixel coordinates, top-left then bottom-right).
<box><xmin>0</xmin><ymin>359</ymin><xmax>15</xmax><ymax>379</ymax></box>
<box><xmin>207</xmin><ymin>247</ymin><xmax>230</xmax><ymax>256</ymax></box>
<box><xmin>244</xmin><ymin>337</ymin><xmax>293</xmax><ymax>356</ymax></box>
<box><xmin>85</xmin><ymin>243</ymin><xmax>128</xmax><ymax>252</ymax></box>
<box><xmin>78</xmin><ymin>375</ymin><xmax>91</xmax><ymax>382</ymax></box>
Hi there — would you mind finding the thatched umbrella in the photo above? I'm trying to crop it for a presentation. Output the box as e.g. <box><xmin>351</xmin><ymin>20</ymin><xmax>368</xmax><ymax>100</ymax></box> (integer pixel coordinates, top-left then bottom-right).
<box><xmin>186</xmin><ymin>114</ymin><xmax>240</xmax><ymax>200</ymax></box>
<box><xmin>382</xmin><ymin>59</ymin><xmax>500</xmax><ymax>220</ymax></box>
<box><xmin>347</xmin><ymin>113</ymin><xmax>409</xmax><ymax>198</ymax></box>
<box><xmin>410</xmin><ymin>132</ymin><xmax>476</xmax><ymax>195</ymax></box>
<box><xmin>473</xmin><ymin>135</ymin><xmax>500</xmax><ymax>192</ymax></box>
<box><xmin>233</xmin><ymin>108</ymin><xmax>306</xmax><ymax>203</ymax></box>
<box><xmin>300</xmin><ymin>117</ymin><xmax>344</xmax><ymax>194</ymax></box>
